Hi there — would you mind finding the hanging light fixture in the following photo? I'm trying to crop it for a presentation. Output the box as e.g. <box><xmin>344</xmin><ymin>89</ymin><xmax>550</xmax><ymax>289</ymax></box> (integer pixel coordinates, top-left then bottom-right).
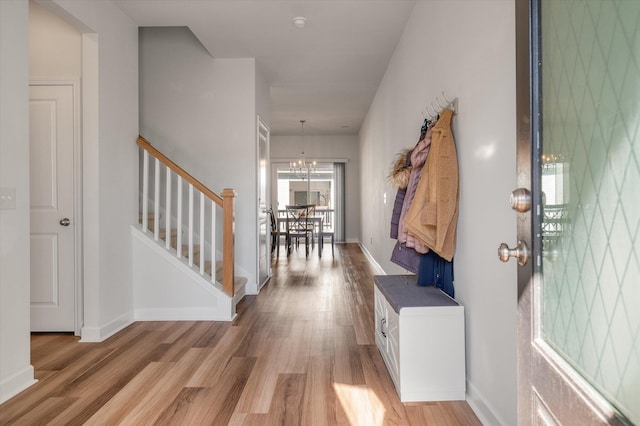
<box><xmin>290</xmin><ymin>120</ymin><xmax>316</xmax><ymax>180</ymax></box>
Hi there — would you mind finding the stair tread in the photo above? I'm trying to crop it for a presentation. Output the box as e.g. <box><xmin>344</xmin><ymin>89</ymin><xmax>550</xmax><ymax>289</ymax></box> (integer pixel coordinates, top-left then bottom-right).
<box><xmin>159</xmin><ymin>228</ymin><xmax>178</xmax><ymax>239</ymax></box>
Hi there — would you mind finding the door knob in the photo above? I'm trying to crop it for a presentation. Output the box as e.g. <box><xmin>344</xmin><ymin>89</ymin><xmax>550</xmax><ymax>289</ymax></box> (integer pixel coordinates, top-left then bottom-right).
<box><xmin>59</xmin><ymin>218</ymin><xmax>71</xmax><ymax>226</ymax></box>
<box><xmin>498</xmin><ymin>241</ymin><xmax>530</xmax><ymax>265</ymax></box>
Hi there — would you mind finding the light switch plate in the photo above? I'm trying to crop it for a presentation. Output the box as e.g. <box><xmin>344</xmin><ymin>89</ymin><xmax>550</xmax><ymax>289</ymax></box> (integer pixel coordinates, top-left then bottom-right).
<box><xmin>0</xmin><ymin>187</ymin><xmax>17</xmax><ymax>210</ymax></box>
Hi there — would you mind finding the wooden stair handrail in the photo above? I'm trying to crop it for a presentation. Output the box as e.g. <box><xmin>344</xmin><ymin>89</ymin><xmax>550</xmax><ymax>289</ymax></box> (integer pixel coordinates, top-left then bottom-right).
<box><xmin>138</xmin><ymin>135</ymin><xmax>237</xmax><ymax>297</ymax></box>
<box><xmin>137</xmin><ymin>136</ymin><xmax>223</xmax><ymax>206</ymax></box>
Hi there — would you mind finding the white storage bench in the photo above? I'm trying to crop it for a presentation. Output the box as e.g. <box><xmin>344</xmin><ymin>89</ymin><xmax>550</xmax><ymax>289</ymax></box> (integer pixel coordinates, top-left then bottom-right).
<box><xmin>374</xmin><ymin>275</ymin><xmax>466</xmax><ymax>402</ymax></box>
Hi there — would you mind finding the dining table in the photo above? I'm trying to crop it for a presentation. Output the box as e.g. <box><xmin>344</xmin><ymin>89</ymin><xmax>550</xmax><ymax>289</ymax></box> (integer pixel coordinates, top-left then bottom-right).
<box><xmin>275</xmin><ymin>213</ymin><xmax>324</xmax><ymax>257</ymax></box>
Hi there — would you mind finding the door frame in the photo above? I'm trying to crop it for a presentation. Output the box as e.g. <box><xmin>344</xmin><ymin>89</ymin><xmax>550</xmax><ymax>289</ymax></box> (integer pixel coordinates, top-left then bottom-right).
<box><xmin>29</xmin><ymin>77</ymin><xmax>83</xmax><ymax>335</ymax></box>
<box><xmin>256</xmin><ymin>115</ymin><xmax>271</xmax><ymax>288</ymax></box>
<box><xmin>515</xmin><ymin>1</ymin><xmax>630</xmax><ymax>423</ymax></box>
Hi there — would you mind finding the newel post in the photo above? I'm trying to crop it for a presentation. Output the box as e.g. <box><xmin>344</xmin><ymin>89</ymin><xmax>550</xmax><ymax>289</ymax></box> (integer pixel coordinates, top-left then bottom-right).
<box><xmin>221</xmin><ymin>188</ymin><xmax>236</xmax><ymax>297</ymax></box>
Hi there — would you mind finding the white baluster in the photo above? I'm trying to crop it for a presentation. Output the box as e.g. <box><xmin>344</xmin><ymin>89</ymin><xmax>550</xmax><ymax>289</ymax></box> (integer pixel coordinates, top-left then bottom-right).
<box><xmin>188</xmin><ymin>184</ymin><xmax>194</xmax><ymax>267</ymax></box>
<box><xmin>211</xmin><ymin>200</ymin><xmax>216</xmax><ymax>283</ymax></box>
<box><xmin>200</xmin><ymin>193</ymin><xmax>205</xmax><ymax>275</ymax></box>
<box><xmin>165</xmin><ymin>167</ymin><xmax>171</xmax><ymax>250</ymax></box>
<box><xmin>176</xmin><ymin>176</ymin><xmax>182</xmax><ymax>258</ymax></box>
<box><xmin>154</xmin><ymin>158</ymin><xmax>160</xmax><ymax>240</ymax></box>
<box><xmin>142</xmin><ymin>150</ymin><xmax>149</xmax><ymax>232</ymax></box>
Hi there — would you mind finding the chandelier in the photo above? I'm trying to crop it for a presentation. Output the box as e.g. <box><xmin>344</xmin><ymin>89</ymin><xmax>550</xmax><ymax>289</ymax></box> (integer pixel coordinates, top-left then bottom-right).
<box><xmin>290</xmin><ymin>120</ymin><xmax>316</xmax><ymax>180</ymax></box>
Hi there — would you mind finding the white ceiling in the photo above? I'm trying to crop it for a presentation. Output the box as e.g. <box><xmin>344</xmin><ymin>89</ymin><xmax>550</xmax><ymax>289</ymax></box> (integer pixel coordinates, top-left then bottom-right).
<box><xmin>113</xmin><ymin>0</ymin><xmax>416</xmax><ymax>135</ymax></box>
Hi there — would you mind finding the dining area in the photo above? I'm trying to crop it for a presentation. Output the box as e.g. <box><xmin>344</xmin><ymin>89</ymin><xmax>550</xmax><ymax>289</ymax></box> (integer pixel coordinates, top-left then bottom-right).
<box><xmin>269</xmin><ymin>205</ymin><xmax>335</xmax><ymax>258</ymax></box>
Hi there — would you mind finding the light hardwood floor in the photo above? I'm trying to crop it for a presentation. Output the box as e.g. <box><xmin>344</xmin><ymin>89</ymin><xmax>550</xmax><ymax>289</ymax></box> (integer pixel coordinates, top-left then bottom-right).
<box><xmin>0</xmin><ymin>243</ymin><xmax>481</xmax><ymax>425</ymax></box>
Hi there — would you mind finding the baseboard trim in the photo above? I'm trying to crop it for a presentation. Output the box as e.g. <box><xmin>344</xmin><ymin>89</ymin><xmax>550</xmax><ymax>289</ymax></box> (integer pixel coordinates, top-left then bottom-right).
<box><xmin>134</xmin><ymin>307</ymin><xmax>233</xmax><ymax>321</ymax></box>
<box><xmin>80</xmin><ymin>311</ymin><xmax>134</xmax><ymax>343</ymax></box>
<box><xmin>358</xmin><ymin>243</ymin><xmax>386</xmax><ymax>275</ymax></box>
<box><xmin>466</xmin><ymin>380</ymin><xmax>505</xmax><ymax>426</ymax></box>
<box><xmin>0</xmin><ymin>365</ymin><xmax>36</xmax><ymax>404</ymax></box>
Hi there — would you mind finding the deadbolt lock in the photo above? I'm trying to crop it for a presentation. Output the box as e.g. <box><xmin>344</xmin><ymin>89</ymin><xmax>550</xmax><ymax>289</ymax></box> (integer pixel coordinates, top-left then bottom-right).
<box><xmin>509</xmin><ymin>188</ymin><xmax>531</xmax><ymax>213</ymax></box>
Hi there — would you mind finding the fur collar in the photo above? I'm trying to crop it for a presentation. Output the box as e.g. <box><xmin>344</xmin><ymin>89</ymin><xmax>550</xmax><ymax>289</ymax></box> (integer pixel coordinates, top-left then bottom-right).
<box><xmin>388</xmin><ymin>148</ymin><xmax>412</xmax><ymax>189</ymax></box>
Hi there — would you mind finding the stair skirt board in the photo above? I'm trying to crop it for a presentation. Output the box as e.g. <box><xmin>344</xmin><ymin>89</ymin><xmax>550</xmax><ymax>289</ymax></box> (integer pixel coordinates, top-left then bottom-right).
<box><xmin>131</xmin><ymin>225</ymin><xmax>242</xmax><ymax>321</ymax></box>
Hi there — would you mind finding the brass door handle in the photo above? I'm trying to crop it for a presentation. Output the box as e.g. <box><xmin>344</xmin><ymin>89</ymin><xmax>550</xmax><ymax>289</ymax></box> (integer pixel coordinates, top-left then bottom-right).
<box><xmin>498</xmin><ymin>241</ymin><xmax>530</xmax><ymax>265</ymax></box>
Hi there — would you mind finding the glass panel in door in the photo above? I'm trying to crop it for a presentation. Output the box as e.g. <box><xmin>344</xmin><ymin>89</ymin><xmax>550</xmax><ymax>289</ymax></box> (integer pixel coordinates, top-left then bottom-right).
<box><xmin>539</xmin><ymin>0</ymin><xmax>639</xmax><ymax>422</ymax></box>
<box><xmin>514</xmin><ymin>0</ymin><xmax>639</xmax><ymax>424</ymax></box>
<box><xmin>275</xmin><ymin>163</ymin><xmax>335</xmax><ymax>227</ymax></box>
<box><xmin>257</xmin><ymin>116</ymin><xmax>270</xmax><ymax>287</ymax></box>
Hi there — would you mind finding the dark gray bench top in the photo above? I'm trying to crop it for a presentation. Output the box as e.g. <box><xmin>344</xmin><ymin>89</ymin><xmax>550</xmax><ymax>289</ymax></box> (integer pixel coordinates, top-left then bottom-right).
<box><xmin>374</xmin><ymin>275</ymin><xmax>459</xmax><ymax>313</ymax></box>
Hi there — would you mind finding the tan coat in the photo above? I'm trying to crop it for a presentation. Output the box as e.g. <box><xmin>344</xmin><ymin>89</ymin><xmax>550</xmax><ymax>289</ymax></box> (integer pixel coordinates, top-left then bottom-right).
<box><xmin>403</xmin><ymin>108</ymin><xmax>458</xmax><ymax>261</ymax></box>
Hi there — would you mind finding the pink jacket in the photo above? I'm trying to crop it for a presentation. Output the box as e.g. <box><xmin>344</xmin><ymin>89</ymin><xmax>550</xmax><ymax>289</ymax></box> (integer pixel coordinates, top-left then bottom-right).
<box><xmin>397</xmin><ymin>125</ymin><xmax>433</xmax><ymax>253</ymax></box>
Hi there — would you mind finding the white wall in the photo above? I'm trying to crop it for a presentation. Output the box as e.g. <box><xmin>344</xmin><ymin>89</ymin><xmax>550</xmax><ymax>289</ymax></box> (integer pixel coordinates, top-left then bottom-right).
<box><xmin>139</xmin><ymin>27</ymin><xmax>261</xmax><ymax>293</ymax></box>
<box><xmin>47</xmin><ymin>0</ymin><xmax>139</xmax><ymax>340</ymax></box>
<box><xmin>29</xmin><ymin>0</ymin><xmax>81</xmax><ymax>77</ymax></box>
<box><xmin>255</xmin><ymin>66</ymin><xmax>271</xmax><ymax>126</ymax></box>
<box><xmin>270</xmin><ymin>134</ymin><xmax>360</xmax><ymax>243</ymax></box>
<box><xmin>359</xmin><ymin>1</ymin><xmax>517</xmax><ymax>424</ymax></box>
<box><xmin>0</xmin><ymin>0</ymin><xmax>36</xmax><ymax>404</ymax></box>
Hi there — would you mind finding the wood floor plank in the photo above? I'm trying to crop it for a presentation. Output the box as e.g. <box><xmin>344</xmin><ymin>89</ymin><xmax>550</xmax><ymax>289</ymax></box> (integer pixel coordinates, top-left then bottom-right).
<box><xmin>233</xmin><ymin>337</ymin><xmax>288</xmax><ymax>414</ymax></box>
<box><xmin>1</xmin><ymin>244</ymin><xmax>482</xmax><ymax>425</ymax></box>
<box><xmin>58</xmin><ymin>332</ymin><xmax>166</xmax><ymax>397</ymax></box>
<box><xmin>158</xmin><ymin>321</ymin><xmax>198</xmax><ymax>345</ymax></box>
<box><xmin>154</xmin><ymin>356</ymin><xmax>256</xmax><ymax>425</ymax></box>
<box><xmin>448</xmin><ymin>400</ymin><xmax>484</xmax><ymax>426</ymax></box>
<box><xmin>185</xmin><ymin>326</ymin><xmax>251</xmax><ymax>388</ymax></box>
<box><xmin>301</xmin><ymin>356</ymin><xmax>339</xmax><ymax>426</ymax></box>
<box><xmin>98</xmin><ymin>321</ymin><xmax>151</xmax><ymax>349</ymax></box>
<box><xmin>5</xmin><ymin>396</ymin><xmax>78</xmax><ymax>425</ymax></box>
<box><xmin>265</xmin><ymin>373</ymin><xmax>306</xmax><ymax>425</ymax></box>
<box><xmin>333</xmin><ymin>325</ymin><xmax>366</xmax><ymax>386</ymax></box>
<box><xmin>82</xmin><ymin>361</ymin><xmax>174</xmax><ymax>425</ymax></box>
<box><xmin>332</xmin><ymin>382</ymin><xmax>382</xmax><ymax>425</ymax></box>
<box><xmin>46</xmin><ymin>335</ymin><xmax>171</xmax><ymax>424</ymax></box>
<box><xmin>0</xmin><ymin>347</ymin><xmax>114</xmax><ymax>424</ymax></box>
<box><xmin>352</xmin><ymin>302</ymin><xmax>376</xmax><ymax>345</ymax></box>
<box><xmin>281</xmin><ymin>319</ymin><xmax>313</xmax><ymax>374</ymax></box>
<box><xmin>358</xmin><ymin>344</ymin><xmax>411</xmax><ymax>425</ymax></box>
<box><xmin>192</xmin><ymin>321</ymin><xmax>231</xmax><ymax>349</ymax></box>
<box><xmin>226</xmin><ymin>412</ymin><xmax>249</xmax><ymax>425</ymax></box>
<box><xmin>156</xmin><ymin>321</ymin><xmax>214</xmax><ymax>362</ymax></box>
<box><xmin>30</xmin><ymin>334</ymin><xmax>79</xmax><ymax>368</ymax></box>
<box><xmin>310</xmin><ymin>310</ymin><xmax>335</xmax><ymax>358</ymax></box>
<box><xmin>413</xmin><ymin>402</ymin><xmax>459</xmax><ymax>426</ymax></box>
<box><xmin>115</xmin><ymin>348</ymin><xmax>211</xmax><ymax>425</ymax></box>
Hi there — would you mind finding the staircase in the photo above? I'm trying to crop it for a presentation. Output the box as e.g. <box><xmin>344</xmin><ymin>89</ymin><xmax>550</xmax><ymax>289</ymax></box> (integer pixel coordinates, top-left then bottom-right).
<box><xmin>132</xmin><ymin>136</ymin><xmax>246</xmax><ymax>321</ymax></box>
<box><xmin>140</xmin><ymin>213</ymin><xmax>247</xmax><ymax>289</ymax></box>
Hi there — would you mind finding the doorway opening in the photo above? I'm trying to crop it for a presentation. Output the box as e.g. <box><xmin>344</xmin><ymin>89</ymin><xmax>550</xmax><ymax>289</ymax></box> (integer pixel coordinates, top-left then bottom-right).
<box><xmin>273</xmin><ymin>162</ymin><xmax>344</xmax><ymax>242</ymax></box>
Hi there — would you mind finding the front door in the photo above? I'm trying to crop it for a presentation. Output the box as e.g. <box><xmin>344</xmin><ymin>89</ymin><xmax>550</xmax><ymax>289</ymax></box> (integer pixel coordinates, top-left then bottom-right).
<box><xmin>29</xmin><ymin>83</ymin><xmax>77</xmax><ymax>332</ymax></box>
<box><xmin>512</xmin><ymin>0</ymin><xmax>639</xmax><ymax>424</ymax></box>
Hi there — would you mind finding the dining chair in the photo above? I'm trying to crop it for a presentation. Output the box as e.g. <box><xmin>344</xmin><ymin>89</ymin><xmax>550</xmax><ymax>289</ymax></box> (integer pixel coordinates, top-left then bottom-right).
<box><xmin>319</xmin><ymin>226</ymin><xmax>335</xmax><ymax>258</ymax></box>
<box><xmin>268</xmin><ymin>207</ymin><xmax>278</xmax><ymax>255</ymax></box>
<box><xmin>285</xmin><ymin>204</ymin><xmax>315</xmax><ymax>256</ymax></box>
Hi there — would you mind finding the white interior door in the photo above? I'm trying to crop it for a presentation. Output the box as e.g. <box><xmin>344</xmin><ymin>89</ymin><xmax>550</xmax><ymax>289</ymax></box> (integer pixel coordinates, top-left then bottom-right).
<box><xmin>29</xmin><ymin>83</ymin><xmax>77</xmax><ymax>332</ymax></box>
<box><xmin>512</xmin><ymin>0</ymin><xmax>639</xmax><ymax>424</ymax></box>
<box><xmin>257</xmin><ymin>116</ymin><xmax>270</xmax><ymax>288</ymax></box>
